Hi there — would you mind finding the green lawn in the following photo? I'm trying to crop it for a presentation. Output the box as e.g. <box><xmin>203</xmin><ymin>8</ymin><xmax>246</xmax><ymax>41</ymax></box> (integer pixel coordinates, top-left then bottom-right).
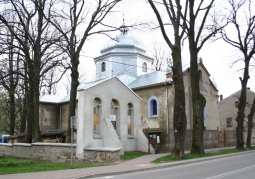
<box><xmin>153</xmin><ymin>146</ymin><xmax>255</xmax><ymax>163</ymax></box>
<box><xmin>0</xmin><ymin>151</ymin><xmax>147</xmax><ymax>175</ymax></box>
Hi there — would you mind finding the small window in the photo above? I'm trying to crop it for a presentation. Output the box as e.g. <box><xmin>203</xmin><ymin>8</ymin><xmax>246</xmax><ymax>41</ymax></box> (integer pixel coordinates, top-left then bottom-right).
<box><xmin>148</xmin><ymin>97</ymin><xmax>159</xmax><ymax>117</ymax></box>
<box><xmin>235</xmin><ymin>101</ymin><xmax>239</xmax><ymax>108</ymax></box>
<box><xmin>203</xmin><ymin>107</ymin><xmax>206</xmax><ymax>120</ymax></box>
<box><xmin>226</xmin><ymin>118</ymin><xmax>232</xmax><ymax>127</ymax></box>
<box><xmin>142</xmin><ymin>62</ymin><xmax>147</xmax><ymax>72</ymax></box>
<box><xmin>101</xmin><ymin>62</ymin><xmax>106</xmax><ymax>72</ymax></box>
<box><xmin>198</xmin><ymin>70</ymin><xmax>202</xmax><ymax>80</ymax></box>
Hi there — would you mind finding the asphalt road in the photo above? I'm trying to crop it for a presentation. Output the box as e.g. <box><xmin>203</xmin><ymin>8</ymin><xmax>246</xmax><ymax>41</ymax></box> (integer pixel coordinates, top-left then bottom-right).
<box><xmin>90</xmin><ymin>152</ymin><xmax>255</xmax><ymax>179</ymax></box>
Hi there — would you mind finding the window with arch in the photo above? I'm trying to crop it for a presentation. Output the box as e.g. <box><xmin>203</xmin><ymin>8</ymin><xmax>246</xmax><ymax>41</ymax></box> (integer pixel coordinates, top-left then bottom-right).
<box><xmin>148</xmin><ymin>97</ymin><xmax>159</xmax><ymax>117</ymax></box>
<box><xmin>101</xmin><ymin>62</ymin><xmax>106</xmax><ymax>72</ymax></box>
<box><xmin>110</xmin><ymin>99</ymin><xmax>120</xmax><ymax>136</ymax></box>
<box><xmin>142</xmin><ymin>62</ymin><xmax>147</xmax><ymax>72</ymax></box>
<box><xmin>93</xmin><ymin>97</ymin><xmax>102</xmax><ymax>138</ymax></box>
<box><xmin>127</xmin><ymin>103</ymin><xmax>134</xmax><ymax>136</ymax></box>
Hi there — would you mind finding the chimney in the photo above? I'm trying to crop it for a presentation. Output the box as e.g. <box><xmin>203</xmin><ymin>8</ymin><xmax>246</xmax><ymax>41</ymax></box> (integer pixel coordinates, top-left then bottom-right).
<box><xmin>220</xmin><ymin>94</ymin><xmax>223</xmax><ymax>101</ymax></box>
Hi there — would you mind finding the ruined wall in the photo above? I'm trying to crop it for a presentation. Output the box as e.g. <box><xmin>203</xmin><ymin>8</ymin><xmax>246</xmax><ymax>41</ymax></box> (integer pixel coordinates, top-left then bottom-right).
<box><xmin>39</xmin><ymin>104</ymin><xmax>60</xmax><ymax>130</ymax></box>
<box><xmin>60</xmin><ymin>102</ymin><xmax>78</xmax><ymax>129</ymax></box>
<box><xmin>183</xmin><ymin>63</ymin><xmax>220</xmax><ymax>130</ymax></box>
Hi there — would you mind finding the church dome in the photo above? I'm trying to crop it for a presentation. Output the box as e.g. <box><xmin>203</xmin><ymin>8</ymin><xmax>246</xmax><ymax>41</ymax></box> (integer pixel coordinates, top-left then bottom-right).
<box><xmin>100</xmin><ymin>23</ymin><xmax>146</xmax><ymax>53</ymax></box>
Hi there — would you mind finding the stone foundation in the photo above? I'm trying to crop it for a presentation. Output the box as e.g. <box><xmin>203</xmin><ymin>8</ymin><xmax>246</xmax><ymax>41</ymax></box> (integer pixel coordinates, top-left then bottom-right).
<box><xmin>84</xmin><ymin>147</ymin><xmax>120</xmax><ymax>163</ymax></box>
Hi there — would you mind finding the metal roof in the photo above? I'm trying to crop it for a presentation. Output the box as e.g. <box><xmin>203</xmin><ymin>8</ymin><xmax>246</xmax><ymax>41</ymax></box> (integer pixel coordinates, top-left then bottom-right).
<box><xmin>128</xmin><ymin>71</ymin><xmax>172</xmax><ymax>89</ymax></box>
<box><xmin>39</xmin><ymin>95</ymin><xmax>66</xmax><ymax>103</ymax></box>
<box><xmin>79</xmin><ymin>76</ymin><xmax>141</xmax><ymax>99</ymax></box>
<box><xmin>78</xmin><ymin>77</ymin><xmax>114</xmax><ymax>90</ymax></box>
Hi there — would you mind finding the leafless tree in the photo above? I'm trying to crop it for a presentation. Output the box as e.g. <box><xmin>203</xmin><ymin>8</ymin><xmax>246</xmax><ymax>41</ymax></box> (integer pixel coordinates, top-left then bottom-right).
<box><xmin>150</xmin><ymin>43</ymin><xmax>171</xmax><ymax>72</ymax></box>
<box><xmin>0</xmin><ymin>0</ymin><xmax>65</xmax><ymax>142</ymax></box>
<box><xmin>41</xmin><ymin>66</ymin><xmax>68</xmax><ymax>95</ymax></box>
<box><xmin>148</xmin><ymin>0</ymin><xmax>188</xmax><ymax>158</ymax></box>
<box><xmin>46</xmin><ymin>0</ymin><xmax>122</xmax><ymax>142</ymax></box>
<box><xmin>220</xmin><ymin>0</ymin><xmax>255</xmax><ymax>150</ymax></box>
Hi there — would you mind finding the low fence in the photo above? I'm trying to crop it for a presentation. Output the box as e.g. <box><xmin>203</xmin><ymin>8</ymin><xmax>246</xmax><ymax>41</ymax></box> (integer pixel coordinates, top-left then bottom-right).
<box><xmin>0</xmin><ymin>142</ymin><xmax>76</xmax><ymax>162</ymax></box>
<box><xmin>155</xmin><ymin>129</ymin><xmax>237</xmax><ymax>153</ymax></box>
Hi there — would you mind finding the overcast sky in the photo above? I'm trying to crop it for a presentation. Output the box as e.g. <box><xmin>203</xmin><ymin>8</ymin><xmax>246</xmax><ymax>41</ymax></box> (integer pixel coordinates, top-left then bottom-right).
<box><xmin>75</xmin><ymin>0</ymin><xmax>255</xmax><ymax>99</ymax></box>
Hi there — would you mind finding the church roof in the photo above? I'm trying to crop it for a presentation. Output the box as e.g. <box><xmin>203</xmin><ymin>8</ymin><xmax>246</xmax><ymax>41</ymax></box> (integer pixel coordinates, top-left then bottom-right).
<box><xmin>100</xmin><ymin>34</ymin><xmax>146</xmax><ymax>53</ymax></box>
<box><xmin>128</xmin><ymin>71</ymin><xmax>172</xmax><ymax>89</ymax></box>
<box><xmin>40</xmin><ymin>95</ymin><xmax>67</xmax><ymax>103</ymax></box>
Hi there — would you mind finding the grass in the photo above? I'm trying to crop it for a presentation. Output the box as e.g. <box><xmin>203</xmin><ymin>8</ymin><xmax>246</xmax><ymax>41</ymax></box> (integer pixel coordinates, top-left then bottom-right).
<box><xmin>153</xmin><ymin>146</ymin><xmax>255</xmax><ymax>164</ymax></box>
<box><xmin>1</xmin><ymin>148</ymin><xmax>254</xmax><ymax>175</ymax></box>
<box><xmin>120</xmin><ymin>151</ymin><xmax>148</xmax><ymax>161</ymax></box>
<box><xmin>0</xmin><ymin>151</ymin><xmax>148</xmax><ymax>175</ymax></box>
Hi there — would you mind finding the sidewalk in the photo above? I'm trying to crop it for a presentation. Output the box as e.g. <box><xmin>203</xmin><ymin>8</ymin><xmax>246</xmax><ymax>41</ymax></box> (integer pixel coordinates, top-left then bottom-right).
<box><xmin>1</xmin><ymin>146</ymin><xmax>253</xmax><ymax>179</ymax></box>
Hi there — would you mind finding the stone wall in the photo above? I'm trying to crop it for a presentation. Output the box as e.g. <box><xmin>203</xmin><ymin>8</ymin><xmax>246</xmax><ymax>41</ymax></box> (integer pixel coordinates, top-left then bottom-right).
<box><xmin>39</xmin><ymin>104</ymin><xmax>60</xmax><ymax>130</ymax></box>
<box><xmin>133</xmin><ymin>84</ymin><xmax>174</xmax><ymax>131</ymax></box>
<box><xmin>0</xmin><ymin>143</ymin><xmax>76</xmax><ymax>162</ymax></box>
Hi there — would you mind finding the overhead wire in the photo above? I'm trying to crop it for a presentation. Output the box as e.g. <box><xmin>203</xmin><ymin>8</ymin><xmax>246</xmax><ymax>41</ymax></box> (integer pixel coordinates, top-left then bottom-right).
<box><xmin>83</xmin><ymin>55</ymin><xmax>218</xmax><ymax>89</ymax></box>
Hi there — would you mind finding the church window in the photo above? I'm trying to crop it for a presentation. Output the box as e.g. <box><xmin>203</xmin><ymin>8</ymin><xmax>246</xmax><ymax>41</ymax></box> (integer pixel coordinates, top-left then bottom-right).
<box><xmin>111</xmin><ymin>99</ymin><xmax>120</xmax><ymax>136</ymax></box>
<box><xmin>93</xmin><ymin>97</ymin><xmax>102</xmax><ymax>138</ymax></box>
<box><xmin>127</xmin><ymin>103</ymin><xmax>134</xmax><ymax>136</ymax></box>
<box><xmin>101</xmin><ymin>62</ymin><xmax>106</xmax><ymax>72</ymax></box>
<box><xmin>148</xmin><ymin>97</ymin><xmax>159</xmax><ymax>117</ymax></box>
<box><xmin>142</xmin><ymin>62</ymin><xmax>147</xmax><ymax>72</ymax></box>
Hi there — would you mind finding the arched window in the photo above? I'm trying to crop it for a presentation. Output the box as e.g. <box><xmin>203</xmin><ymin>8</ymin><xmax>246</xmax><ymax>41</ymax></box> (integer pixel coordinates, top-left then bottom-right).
<box><xmin>110</xmin><ymin>99</ymin><xmax>120</xmax><ymax>136</ymax></box>
<box><xmin>101</xmin><ymin>62</ymin><xmax>106</xmax><ymax>72</ymax></box>
<box><xmin>142</xmin><ymin>62</ymin><xmax>147</xmax><ymax>72</ymax></box>
<box><xmin>127</xmin><ymin>103</ymin><xmax>134</xmax><ymax>136</ymax></box>
<box><xmin>148</xmin><ymin>97</ymin><xmax>159</xmax><ymax>117</ymax></box>
<box><xmin>93</xmin><ymin>97</ymin><xmax>102</xmax><ymax>137</ymax></box>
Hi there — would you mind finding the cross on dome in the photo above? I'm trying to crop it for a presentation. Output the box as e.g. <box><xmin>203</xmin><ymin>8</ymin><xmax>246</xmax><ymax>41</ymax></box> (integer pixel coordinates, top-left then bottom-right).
<box><xmin>120</xmin><ymin>14</ymin><xmax>128</xmax><ymax>35</ymax></box>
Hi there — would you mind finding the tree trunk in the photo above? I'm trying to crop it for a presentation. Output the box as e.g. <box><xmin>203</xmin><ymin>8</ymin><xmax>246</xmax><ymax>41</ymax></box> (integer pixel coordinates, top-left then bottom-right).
<box><xmin>19</xmin><ymin>96</ymin><xmax>27</xmax><ymax>133</ymax></box>
<box><xmin>32</xmin><ymin>80</ymin><xmax>41</xmax><ymax>142</ymax></box>
<box><xmin>189</xmin><ymin>45</ymin><xmax>206</xmax><ymax>154</ymax></box>
<box><xmin>236</xmin><ymin>60</ymin><xmax>250</xmax><ymax>150</ymax></box>
<box><xmin>188</xmin><ymin>0</ymin><xmax>206</xmax><ymax>154</ymax></box>
<box><xmin>20</xmin><ymin>80</ymin><xmax>28</xmax><ymax>133</ymax></box>
<box><xmin>9</xmin><ymin>90</ymin><xmax>15</xmax><ymax>135</ymax></box>
<box><xmin>171</xmin><ymin>46</ymin><xmax>187</xmax><ymax>158</ymax></box>
<box><xmin>25</xmin><ymin>81</ymin><xmax>33</xmax><ymax>143</ymax></box>
<box><xmin>66</xmin><ymin>55</ymin><xmax>79</xmax><ymax>143</ymax></box>
<box><xmin>246</xmin><ymin>97</ymin><xmax>255</xmax><ymax>148</ymax></box>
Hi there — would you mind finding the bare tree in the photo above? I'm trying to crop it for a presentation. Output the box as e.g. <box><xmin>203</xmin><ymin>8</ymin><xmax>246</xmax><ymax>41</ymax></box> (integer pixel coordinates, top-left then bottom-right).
<box><xmin>0</xmin><ymin>0</ymin><xmax>65</xmax><ymax>142</ymax></box>
<box><xmin>221</xmin><ymin>0</ymin><xmax>255</xmax><ymax>150</ymax></box>
<box><xmin>46</xmin><ymin>0</ymin><xmax>122</xmax><ymax>142</ymax></box>
<box><xmin>148</xmin><ymin>0</ymin><xmax>188</xmax><ymax>158</ymax></box>
<box><xmin>41</xmin><ymin>66</ymin><xmax>67</xmax><ymax>95</ymax></box>
<box><xmin>150</xmin><ymin>43</ymin><xmax>171</xmax><ymax>72</ymax></box>
<box><xmin>182</xmin><ymin>0</ymin><xmax>226</xmax><ymax>154</ymax></box>
<box><xmin>0</xmin><ymin>27</ymin><xmax>20</xmax><ymax>135</ymax></box>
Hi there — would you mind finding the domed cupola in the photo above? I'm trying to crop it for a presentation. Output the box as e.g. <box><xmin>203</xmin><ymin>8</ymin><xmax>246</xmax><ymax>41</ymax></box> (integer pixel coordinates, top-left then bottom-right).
<box><xmin>94</xmin><ymin>20</ymin><xmax>154</xmax><ymax>83</ymax></box>
<box><xmin>100</xmin><ymin>22</ymin><xmax>146</xmax><ymax>54</ymax></box>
